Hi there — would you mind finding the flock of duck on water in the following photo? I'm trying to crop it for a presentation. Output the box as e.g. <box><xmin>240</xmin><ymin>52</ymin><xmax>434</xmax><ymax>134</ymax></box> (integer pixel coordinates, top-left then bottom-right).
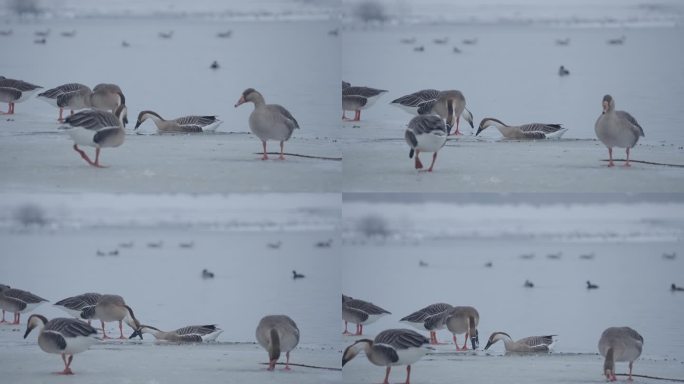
<box><xmin>342</xmin><ymin>81</ymin><xmax>645</xmax><ymax>172</ymax></box>
<box><xmin>0</xmin><ymin>76</ymin><xmax>299</xmax><ymax>166</ymax></box>
<box><xmin>0</xmin><ymin>285</ymin><xmax>300</xmax><ymax>375</ymax></box>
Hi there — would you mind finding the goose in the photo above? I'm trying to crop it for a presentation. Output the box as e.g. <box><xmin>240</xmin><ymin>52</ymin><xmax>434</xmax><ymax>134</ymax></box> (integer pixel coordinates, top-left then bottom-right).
<box><xmin>129</xmin><ymin>324</ymin><xmax>222</xmax><ymax>342</ymax></box>
<box><xmin>586</xmin><ymin>281</ymin><xmax>599</xmax><ymax>289</ymax></box>
<box><xmin>256</xmin><ymin>315</ymin><xmax>300</xmax><ymax>370</ymax></box>
<box><xmin>342</xmin><ymin>294</ymin><xmax>391</xmax><ymax>335</ymax></box>
<box><xmin>0</xmin><ymin>76</ymin><xmax>43</xmax><ymax>114</ymax></box>
<box><xmin>210</xmin><ymin>60</ymin><xmax>220</xmax><ymax>70</ymax></box>
<box><xmin>477</xmin><ymin>118</ymin><xmax>567</xmax><ymax>139</ymax></box>
<box><xmin>342</xmin><ymin>328</ymin><xmax>430</xmax><ymax>384</ymax></box>
<box><xmin>0</xmin><ymin>284</ymin><xmax>48</xmax><ymax>324</ymax></box>
<box><xmin>234</xmin><ymin>88</ymin><xmax>299</xmax><ymax>160</ymax></box>
<box><xmin>119</xmin><ymin>241</ymin><xmax>134</xmax><ymax>248</ymax></box>
<box><xmin>443</xmin><ymin>306</ymin><xmax>479</xmax><ymax>351</ymax></box>
<box><xmin>404</xmin><ymin>114</ymin><xmax>450</xmax><ymax>172</ymax></box>
<box><xmin>54</xmin><ymin>293</ymin><xmax>102</xmax><ymax>325</ymax></box>
<box><xmin>23</xmin><ymin>315</ymin><xmax>98</xmax><ymax>375</ymax></box>
<box><xmin>524</xmin><ymin>280</ymin><xmax>534</xmax><ymax>288</ymax></box>
<box><xmin>598</xmin><ymin>327</ymin><xmax>643</xmax><ymax>381</ymax></box>
<box><xmin>595</xmin><ymin>94</ymin><xmax>644</xmax><ymax>167</ymax></box>
<box><xmin>91</xmin><ymin>83</ymin><xmax>127</xmax><ymax>114</ymax></box>
<box><xmin>37</xmin><ymin>83</ymin><xmax>93</xmax><ymax>122</ymax></box>
<box><xmin>60</xmin><ymin>105</ymin><xmax>127</xmax><ymax>168</ymax></box>
<box><xmin>400</xmin><ymin>303</ymin><xmax>453</xmax><ymax>344</ymax></box>
<box><xmin>292</xmin><ymin>270</ymin><xmax>305</xmax><ymax>279</ymax></box>
<box><xmin>201</xmin><ymin>269</ymin><xmax>215</xmax><ymax>279</ymax></box>
<box><xmin>484</xmin><ymin>261</ymin><xmax>493</xmax><ymax>268</ymax></box>
<box><xmin>484</xmin><ymin>332</ymin><xmax>556</xmax><ymax>353</ymax></box>
<box><xmin>342</xmin><ymin>82</ymin><xmax>388</xmax><ymax>121</ymax></box>
<box><xmin>147</xmin><ymin>241</ymin><xmax>163</xmax><ymax>248</ymax></box>
<box><xmin>391</xmin><ymin>89</ymin><xmax>473</xmax><ymax>135</ymax></box>
<box><xmin>519</xmin><ymin>253</ymin><xmax>535</xmax><ymax>259</ymax></box>
<box><xmin>93</xmin><ymin>294</ymin><xmax>141</xmax><ymax>339</ymax></box>
<box><xmin>558</xmin><ymin>65</ymin><xmax>570</xmax><ymax>76</ymax></box>
<box><xmin>134</xmin><ymin>110</ymin><xmax>222</xmax><ymax>133</ymax></box>
<box><xmin>671</xmin><ymin>283</ymin><xmax>684</xmax><ymax>292</ymax></box>
<box><xmin>462</xmin><ymin>38</ymin><xmax>478</xmax><ymax>45</ymax></box>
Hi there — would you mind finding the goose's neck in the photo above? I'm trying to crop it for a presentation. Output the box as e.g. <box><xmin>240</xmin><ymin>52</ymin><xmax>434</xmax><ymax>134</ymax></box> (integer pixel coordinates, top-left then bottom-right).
<box><xmin>143</xmin><ymin>112</ymin><xmax>165</xmax><ymax>127</ymax></box>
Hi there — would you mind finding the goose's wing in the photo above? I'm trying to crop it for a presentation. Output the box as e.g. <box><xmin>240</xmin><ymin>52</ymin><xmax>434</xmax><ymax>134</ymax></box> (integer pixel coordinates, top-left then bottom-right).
<box><xmin>391</xmin><ymin>89</ymin><xmax>438</xmax><ymax>106</ymax></box>
<box><xmin>174</xmin><ymin>115</ymin><xmax>218</xmax><ymax>127</ymax></box>
<box><xmin>376</xmin><ymin>329</ymin><xmax>429</xmax><ymax>349</ymax></box>
<box><xmin>0</xmin><ymin>78</ymin><xmax>41</xmax><ymax>91</ymax></box>
<box><xmin>4</xmin><ymin>289</ymin><xmax>47</xmax><ymax>304</ymax></box>
<box><xmin>518</xmin><ymin>335</ymin><xmax>556</xmax><ymax>348</ymax></box>
<box><xmin>371</xmin><ymin>343</ymin><xmax>400</xmax><ymax>364</ymax></box>
<box><xmin>271</xmin><ymin>104</ymin><xmax>300</xmax><ymax>130</ymax></box>
<box><xmin>401</xmin><ymin>303</ymin><xmax>452</xmax><ymax>322</ymax></box>
<box><xmin>39</xmin><ymin>83</ymin><xmax>88</xmax><ymax>98</ymax></box>
<box><xmin>343</xmin><ymin>86</ymin><xmax>386</xmax><ymax>98</ymax></box>
<box><xmin>47</xmin><ymin>318</ymin><xmax>98</xmax><ymax>337</ymax></box>
<box><xmin>423</xmin><ymin>311</ymin><xmax>449</xmax><ymax>330</ymax></box>
<box><xmin>64</xmin><ymin>110</ymin><xmax>120</xmax><ymax>131</ymax></box>
<box><xmin>519</xmin><ymin>123</ymin><xmax>563</xmax><ymax>134</ymax></box>
<box><xmin>616</xmin><ymin>111</ymin><xmax>645</xmax><ymax>137</ymax></box>
<box><xmin>416</xmin><ymin>99</ymin><xmax>437</xmax><ymax>115</ymax></box>
<box><xmin>175</xmin><ymin>324</ymin><xmax>219</xmax><ymax>336</ymax></box>
<box><xmin>54</xmin><ymin>293</ymin><xmax>101</xmax><ymax>310</ymax></box>
<box><xmin>346</xmin><ymin>299</ymin><xmax>391</xmax><ymax>315</ymax></box>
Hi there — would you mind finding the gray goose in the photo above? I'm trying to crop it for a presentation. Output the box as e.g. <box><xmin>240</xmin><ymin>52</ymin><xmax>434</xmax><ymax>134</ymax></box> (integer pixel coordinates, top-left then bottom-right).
<box><xmin>54</xmin><ymin>293</ymin><xmax>102</xmax><ymax>325</ymax></box>
<box><xmin>342</xmin><ymin>328</ymin><xmax>430</xmax><ymax>384</ymax></box>
<box><xmin>234</xmin><ymin>88</ymin><xmax>299</xmax><ymax>160</ymax></box>
<box><xmin>598</xmin><ymin>327</ymin><xmax>643</xmax><ymax>381</ymax></box>
<box><xmin>93</xmin><ymin>294</ymin><xmax>141</xmax><ymax>339</ymax></box>
<box><xmin>342</xmin><ymin>81</ymin><xmax>388</xmax><ymax>121</ymax></box>
<box><xmin>37</xmin><ymin>83</ymin><xmax>93</xmax><ymax>122</ymax></box>
<box><xmin>595</xmin><ymin>94</ymin><xmax>644</xmax><ymax>167</ymax></box>
<box><xmin>0</xmin><ymin>284</ymin><xmax>48</xmax><ymax>324</ymax></box>
<box><xmin>476</xmin><ymin>117</ymin><xmax>567</xmax><ymax>139</ymax></box>
<box><xmin>23</xmin><ymin>315</ymin><xmax>99</xmax><ymax>375</ymax></box>
<box><xmin>342</xmin><ymin>294</ymin><xmax>391</xmax><ymax>335</ymax></box>
<box><xmin>391</xmin><ymin>89</ymin><xmax>474</xmax><ymax>135</ymax></box>
<box><xmin>255</xmin><ymin>315</ymin><xmax>300</xmax><ymax>370</ymax></box>
<box><xmin>400</xmin><ymin>303</ymin><xmax>453</xmax><ymax>345</ymax></box>
<box><xmin>0</xmin><ymin>76</ymin><xmax>43</xmax><ymax>114</ymax></box>
<box><xmin>60</xmin><ymin>105</ymin><xmax>127</xmax><ymax>168</ymax></box>
<box><xmin>405</xmin><ymin>114</ymin><xmax>450</xmax><ymax>172</ymax></box>
<box><xmin>484</xmin><ymin>332</ymin><xmax>556</xmax><ymax>353</ymax></box>
<box><xmin>134</xmin><ymin>110</ymin><xmax>222</xmax><ymax>133</ymax></box>
<box><xmin>130</xmin><ymin>324</ymin><xmax>223</xmax><ymax>342</ymax></box>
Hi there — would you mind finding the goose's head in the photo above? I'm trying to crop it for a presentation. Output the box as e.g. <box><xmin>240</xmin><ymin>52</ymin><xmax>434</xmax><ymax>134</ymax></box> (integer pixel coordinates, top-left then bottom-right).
<box><xmin>135</xmin><ymin>110</ymin><xmax>162</xmax><ymax>129</ymax></box>
<box><xmin>23</xmin><ymin>314</ymin><xmax>48</xmax><ymax>339</ymax></box>
<box><xmin>476</xmin><ymin>118</ymin><xmax>503</xmax><ymax>136</ymax></box>
<box><xmin>602</xmin><ymin>94</ymin><xmax>614</xmax><ymax>114</ymax></box>
<box><xmin>234</xmin><ymin>88</ymin><xmax>263</xmax><ymax>108</ymax></box>
<box><xmin>484</xmin><ymin>331</ymin><xmax>511</xmax><ymax>350</ymax></box>
<box><xmin>342</xmin><ymin>339</ymin><xmax>371</xmax><ymax>366</ymax></box>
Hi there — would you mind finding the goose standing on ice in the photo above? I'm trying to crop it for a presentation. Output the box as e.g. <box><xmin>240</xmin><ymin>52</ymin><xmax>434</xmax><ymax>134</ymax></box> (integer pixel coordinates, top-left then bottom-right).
<box><xmin>342</xmin><ymin>294</ymin><xmax>391</xmax><ymax>335</ymax></box>
<box><xmin>234</xmin><ymin>88</ymin><xmax>299</xmax><ymax>160</ymax></box>
<box><xmin>23</xmin><ymin>315</ymin><xmax>99</xmax><ymax>375</ymax></box>
<box><xmin>341</xmin><ymin>81</ymin><xmax>388</xmax><ymax>121</ymax></box>
<box><xmin>443</xmin><ymin>306</ymin><xmax>479</xmax><ymax>351</ymax></box>
<box><xmin>477</xmin><ymin>118</ymin><xmax>567</xmax><ymax>139</ymax></box>
<box><xmin>598</xmin><ymin>326</ymin><xmax>643</xmax><ymax>381</ymax></box>
<box><xmin>0</xmin><ymin>284</ymin><xmax>48</xmax><ymax>324</ymax></box>
<box><xmin>94</xmin><ymin>294</ymin><xmax>141</xmax><ymax>339</ymax></box>
<box><xmin>342</xmin><ymin>328</ymin><xmax>430</xmax><ymax>384</ymax></box>
<box><xmin>405</xmin><ymin>114</ymin><xmax>450</xmax><ymax>172</ymax></box>
<box><xmin>38</xmin><ymin>83</ymin><xmax>93</xmax><ymax>122</ymax></box>
<box><xmin>135</xmin><ymin>110</ymin><xmax>222</xmax><ymax>133</ymax></box>
<box><xmin>60</xmin><ymin>105</ymin><xmax>127</xmax><ymax>168</ymax></box>
<box><xmin>391</xmin><ymin>89</ymin><xmax>473</xmax><ymax>135</ymax></box>
<box><xmin>595</xmin><ymin>94</ymin><xmax>644</xmax><ymax>167</ymax></box>
<box><xmin>484</xmin><ymin>332</ymin><xmax>556</xmax><ymax>353</ymax></box>
<box><xmin>400</xmin><ymin>302</ymin><xmax>453</xmax><ymax>344</ymax></box>
<box><xmin>54</xmin><ymin>292</ymin><xmax>102</xmax><ymax>325</ymax></box>
<box><xmin>130</xmin><ymin>324</ymin><xmax>222</xmax><ymax>342</ymax></box>
<box><xmin>256</xmin><ymin>315</ymin><xmax>300</xmax><ymax>370</ymax></box>
<box><xmin>0</xmin><ymin>76</ymin><xmax>43</xmax><ymax>114</ymax></box>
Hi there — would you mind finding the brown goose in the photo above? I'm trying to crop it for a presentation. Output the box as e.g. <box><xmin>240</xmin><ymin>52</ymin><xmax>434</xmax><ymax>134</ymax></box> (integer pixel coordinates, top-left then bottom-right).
<box><xmin>0</xmin><ymin>284</ymin><xmax>48</xmax><ymax>324</ymax></box>
<box><xmin>255</xmin><ymin>315</ymin><xmax>300</xmax><ymax>370</ymax></box>
<box><xmin>134</xmin><ymin>110</ymin><xmax>222</xmax><ymax>133</ymax></box>
<box><xmin>594</xmin><ymin>94</ymin><xmax>644</xmax><ymax>167</ymax></box>
<box><xmin>0</xmin><ymin>76</ymin><xmax>43</xmax><ymax>114</ymax></box>
<box><xmin>93</xmin><ymin>294</ymin><xmax>141</xmax><ymax>339</ymax></box>
<box><xmin>60</xmin><ymin>105</ymin><xmax>127</xmax><ymax>168</ymax></box>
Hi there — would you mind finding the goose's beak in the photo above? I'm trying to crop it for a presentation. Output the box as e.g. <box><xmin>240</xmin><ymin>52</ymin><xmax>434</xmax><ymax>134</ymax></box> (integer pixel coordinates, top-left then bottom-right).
<box><xmin>234</xmin><ymin>96</ymin><xmax>245</xmax><ymax>108</ymax></box>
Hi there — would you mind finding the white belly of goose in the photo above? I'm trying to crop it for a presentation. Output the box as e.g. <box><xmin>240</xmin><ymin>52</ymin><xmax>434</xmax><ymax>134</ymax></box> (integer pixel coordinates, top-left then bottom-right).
<box><xmin>39</xmin><ymin>330</ymin><xmax>97</xmax><ymax>355</ymax></box>
<box><xmin>414</xmin><ymin>131</ymin><xmax>447</xmax><ymax>153</ymax></box>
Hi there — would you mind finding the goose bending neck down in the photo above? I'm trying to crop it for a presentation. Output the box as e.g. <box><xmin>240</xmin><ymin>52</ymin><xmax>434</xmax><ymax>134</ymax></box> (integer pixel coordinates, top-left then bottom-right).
<box><xmin>256</xmin><ymin>315</ymin><xmax>300</xmax><ymax>371</ymax></box>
